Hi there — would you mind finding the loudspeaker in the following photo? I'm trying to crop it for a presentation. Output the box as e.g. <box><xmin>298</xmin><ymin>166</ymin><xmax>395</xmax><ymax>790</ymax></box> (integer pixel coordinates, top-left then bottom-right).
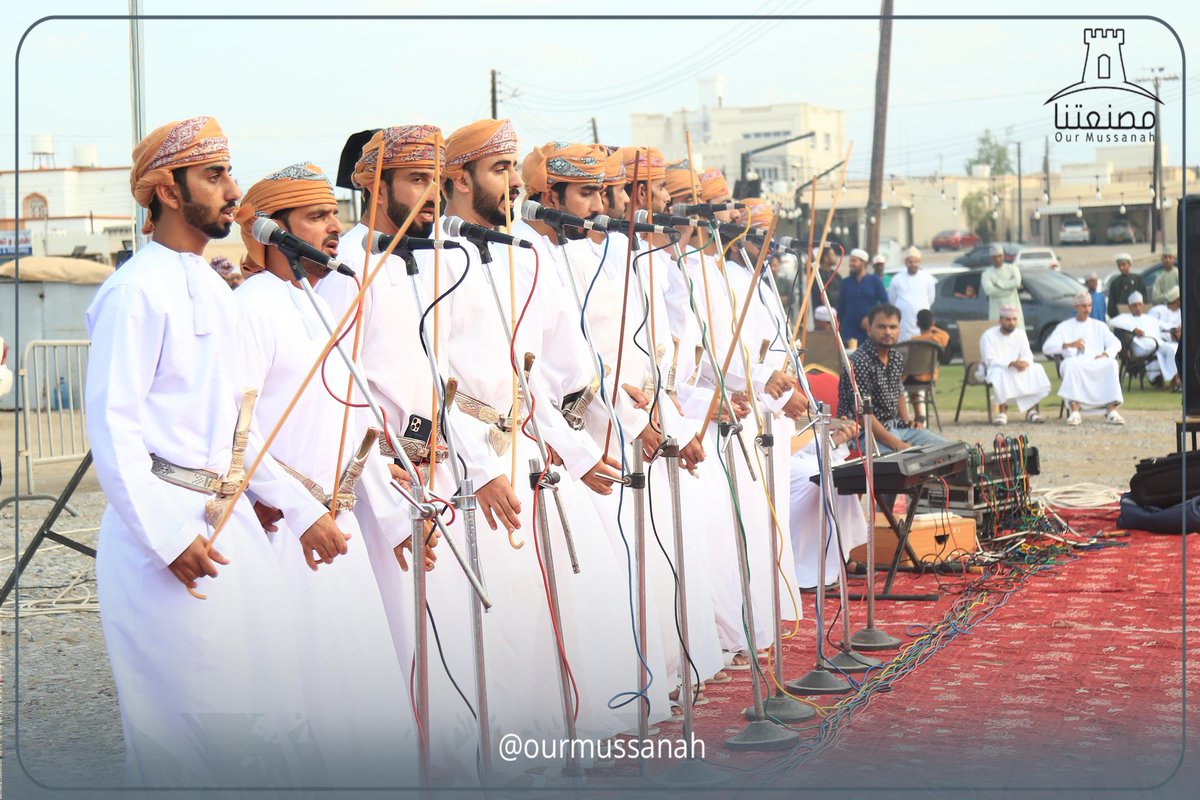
<box><xmin>1179</xmin><ymin>196</ymin><xmax>1200</xmax><ymax>414</ymax></box>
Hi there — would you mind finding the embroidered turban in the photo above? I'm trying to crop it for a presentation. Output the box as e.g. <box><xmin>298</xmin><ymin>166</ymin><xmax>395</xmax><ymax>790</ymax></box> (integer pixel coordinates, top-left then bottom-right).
<box><xmin>698</xmin><ymin>168</ymin><xmax>731</xmax><ymax>202</ymax></box>
<box><xmin>599</xmin><ymin>145</ymin><xmax>626</xmax><ymax>186</ymax></box>
<box><xmin>351</xmin><ymin>125</ymin><xmax>444</xmax><ymax>191</ymax></box>
<box><xmin>234</xmin><ymin>162</ymin><xmax>337</xmax><ymax>272</ymax></box>
<box><xmin>522</xmin><ymin>142</ymin><xmax>607</xmax><ymax>195</ymax></box>
<box><xmin>740</xmin><ymin>197</ymin><xmax>773</xmax><ymax>229</ymax></box>
<box><xmin>130</xmin><ymin>115</ymin><xmax>230</xmax><ymax>232</ymax></box>
<box><xmin>618</xmin><ymin>146</ymin><xmax>666</xmax><ymax>183</ymax></box>
<box><xmin>664</xmin><ymin>159</ymin><xmax>701</xmax><ymax>202</ymax></box>
<box><xmin>444</xmin><ymin>119</ymin><xmax>519</xmax><ymax>180</ymax></box>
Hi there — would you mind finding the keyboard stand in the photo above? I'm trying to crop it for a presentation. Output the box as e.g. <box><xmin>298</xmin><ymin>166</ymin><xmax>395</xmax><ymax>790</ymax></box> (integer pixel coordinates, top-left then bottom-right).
<box><xmin>846</xmin><ymin>481</ymin><xmax>940</xmax><ymax>602</ymax></box>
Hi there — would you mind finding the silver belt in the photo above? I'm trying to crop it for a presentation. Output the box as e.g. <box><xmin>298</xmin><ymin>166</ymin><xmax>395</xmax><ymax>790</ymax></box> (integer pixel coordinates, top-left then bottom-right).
<box><xmin>149</xmin><ymin>454</ymin><xmax>231</xmax><ymax>496</ymax></box>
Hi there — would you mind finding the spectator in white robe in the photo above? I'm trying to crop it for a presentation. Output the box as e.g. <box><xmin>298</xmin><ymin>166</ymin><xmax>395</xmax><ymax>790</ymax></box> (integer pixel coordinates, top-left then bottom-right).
<box><xmin>1148</xmin><ymin>285</ymin><xmax>1182</xmax><ymax>342</ymax></box>
<box><xmin>1110</xmin><ymin>291</ymin><xmax>1180</xmax><ymax>390</ymax></box>
<box><xmin>1042</xmin><ymin>291</ymin><xmax>1124</xmax><ymax>426</ymax></box>
<box><xmin>980</xmin><ymin>243</ymin><xmax>1023</xmax><ymax>325</ymax></box>
<box><xmin>886</xmin><ymin>246</ymin><xmax>937</xmax><ymax>341</ymax></box>
<box><xmin>789</xmin><ymin>419</ymin><xmax>864</xmax><ymax>590</ymax></box>
<box><xmin>977</xmin><ymin>303</ymin><xmax>1051</xmax><ymax>424</ymax></box>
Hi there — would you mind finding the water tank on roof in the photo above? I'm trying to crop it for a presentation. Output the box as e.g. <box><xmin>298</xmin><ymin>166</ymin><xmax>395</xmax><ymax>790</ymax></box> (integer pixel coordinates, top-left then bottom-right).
<box><xmin>73</xmin><ymin>144</ymin><xmax>99</xmax><ymax>168</ymax></box>
<box><xmin>31</xmin><ymin>133</ymin><xmax>54</xmax><ymax>155</ymax></box>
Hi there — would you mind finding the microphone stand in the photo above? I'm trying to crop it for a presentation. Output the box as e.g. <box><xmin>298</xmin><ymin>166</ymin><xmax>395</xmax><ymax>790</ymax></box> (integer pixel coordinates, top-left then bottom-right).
<box><xmin>397</xmin><ymin>243</ymin><xmax>497</xmax><ymax>782</ymax></box>
<box><xmin>281</xmin><ymin>252</ymin><xmax>490</xmax><ymax>788</ymax></box>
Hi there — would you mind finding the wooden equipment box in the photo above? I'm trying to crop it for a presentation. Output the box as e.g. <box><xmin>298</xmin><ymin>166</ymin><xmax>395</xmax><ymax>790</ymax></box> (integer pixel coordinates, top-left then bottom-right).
<box><xmin>849</xmin><ymin>512</ymin><xmax>978</xmax><ymax>566</ymax></box>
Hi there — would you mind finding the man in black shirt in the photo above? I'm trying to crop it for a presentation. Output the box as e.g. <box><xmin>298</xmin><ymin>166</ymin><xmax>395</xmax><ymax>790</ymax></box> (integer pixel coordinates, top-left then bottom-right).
<box><xmin>1106</xmin><ymin>252</ymin><xmax>1146</xmax><ymax>319</ymax></box>
<box><xmin>838</xmin><ymin>303</ymin><xmax>948</xmax><ymax>453</ymax></box>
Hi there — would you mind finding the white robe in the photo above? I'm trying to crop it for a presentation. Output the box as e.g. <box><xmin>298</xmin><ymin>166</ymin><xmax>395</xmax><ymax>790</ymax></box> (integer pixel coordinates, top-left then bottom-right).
<box><xmin>236</xmin><ymin>272</ymin><xmax>416</xmax><ymax>786</ymax></box>
<box><xmin>1149</xmin><ymin>304</ymin><xmax>1181</xmax><ymax>336</ymax></box>
<box><xmin>980</xmin><ymin>264</ymin><xmax>1024</xmax><ymax>325</ymax></box>
<box><xmin>1042</xmin><ymin>317</ymin><xmax>1123</xmax><ymax>408</ymax></box>
<box><xmin>886</xmin><ymin>270</ymin><xmax>937</xmax><ymax>341</ymax></box>
<box><xmin>977</xmin><ymin>325</ymin><xmax>1052</xmax><ymax>413</ymax></box>
<box><xmin>85</xmin><ymin>241</ymin><xmax>330</xmax><ymax>787</ymax></box>
<box><xmin>789</xmin><ymin>441</ymin><xmax>868</xmax><ymax>589</ymax></box>
<box><xmin>1110</xmin><ymin>311</ymin><xmax>1178</xmax><ymax>382</ymax></box>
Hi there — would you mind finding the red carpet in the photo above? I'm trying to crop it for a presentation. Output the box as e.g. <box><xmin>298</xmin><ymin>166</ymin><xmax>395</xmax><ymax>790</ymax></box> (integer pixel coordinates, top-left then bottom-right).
<box><xmin>601</xmin><ymin>509</ymin><xmax>1195</xmax><ymax>795</ymax></box>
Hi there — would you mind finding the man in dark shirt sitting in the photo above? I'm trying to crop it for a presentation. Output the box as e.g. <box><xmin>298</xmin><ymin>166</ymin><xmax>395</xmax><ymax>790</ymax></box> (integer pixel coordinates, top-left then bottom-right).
<box><xmin>837</xmin><ymin>303</ymin><xmax>948</xmax><ymax>453</ymax></box>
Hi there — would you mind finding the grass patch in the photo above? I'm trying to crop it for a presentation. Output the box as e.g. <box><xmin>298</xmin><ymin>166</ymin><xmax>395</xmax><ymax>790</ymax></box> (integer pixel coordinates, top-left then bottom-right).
<box><xmin>929</xmin><ymin>362</ymin><xmax>1184</xmax><ymax>417</ymax></box>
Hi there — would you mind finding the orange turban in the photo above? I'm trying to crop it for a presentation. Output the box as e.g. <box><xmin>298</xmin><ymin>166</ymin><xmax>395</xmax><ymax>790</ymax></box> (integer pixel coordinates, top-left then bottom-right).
<box><xmin>234</xmin><ymin>162</ymin><xmax>337</xmax><ymax>272</ymax></box>
<box><xmin>699</xmin><ymin>168</ymin><xmax>731</xmax><ymax>202</ymax></box>
<box><xmin>522</xmin><ymin>142</ymin><xmax>607</xmax><ymax>194</ymax></box>
<box><xmin>130</xmin><ymin>116</ymin><xmax>230</xmax><ymax>233</ymax></box>
<box><xmin>600</xmin><ymin>145</ymin><xmax>626</xmax><ymax>186</ymax></box>
<box><xmin>664</xmin><ymin>159</ymin><xmax>701</xmax><ymax>202</ymax></box>
<box><xmin>740</xmin><ymin>197</ymin><xmax>774</xmax><ymax>229</ymax></box>
<box><xmin>618</xmin><ymin>146</ymin><xmax>666</xmax><ymax>183</ymax></box>
<box><xmin>445</xmin><ymin>119</ymin><xmax>519</xmax><ymax>180</ymax></box>
<box><xmin>351</xmin><ymin>125</ymin><xmax>444</xmax><ymax>191</ymax></box>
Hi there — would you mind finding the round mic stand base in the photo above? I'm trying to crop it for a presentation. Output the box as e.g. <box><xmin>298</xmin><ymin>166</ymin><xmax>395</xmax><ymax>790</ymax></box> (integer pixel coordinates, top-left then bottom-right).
<box><xmin>648</xmin><ymin>757</ymin><xmax>732</xmax><ymax>789</ymax></box>
<box><xmin>786</xmin><ymin>667</ymin><xmax>852</xmax><ymax>696</ymax></box>
<box><xmin>742</xmin><ymin>692</ymin><xmax>816</xmax><ymax>723</ymax></box>
<box><xmin>851</xmin><ymin>625</ymin><xmax>902</xmax><ymax>651</ymax></box>
<box><xmin>724</xmin><ymin>719</ymin><xmax>800</xmax><ymax>752</ymax></box>
<box><xmin>821</xmin><ymin>649</ymin><xmax>879</xmax><ymax>673</ymax></box>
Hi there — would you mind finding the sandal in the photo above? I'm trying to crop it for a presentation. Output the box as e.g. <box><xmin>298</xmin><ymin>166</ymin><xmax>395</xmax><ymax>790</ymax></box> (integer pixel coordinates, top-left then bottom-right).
<box><xmin>724</xmin><ymin>651</ymin><xmax>752</xmax><ymax>671</ymax></box>
<box><xmin>706</xmin><ymin>670</ymin><xmax>733</xmax><ymax>684</ymax></box>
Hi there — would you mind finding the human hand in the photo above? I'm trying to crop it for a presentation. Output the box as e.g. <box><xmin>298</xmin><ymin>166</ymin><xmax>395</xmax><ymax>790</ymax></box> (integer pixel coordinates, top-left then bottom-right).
<box><xmin>299</xmin><ymin>513</ymin><xmax>352</xmax><ymax>571</ymax></box>
<box><xmin>168</xmin><ymin>535</ymin><xmax>229</xmax><ymax>589</ymax></box>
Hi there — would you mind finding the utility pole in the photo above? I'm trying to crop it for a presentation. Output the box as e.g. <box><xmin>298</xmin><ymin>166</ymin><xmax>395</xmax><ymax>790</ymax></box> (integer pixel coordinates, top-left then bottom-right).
<box><xmin>1042</xmin><ymin>135</ymin><xmax>1051</xmax><ymax>204</ymax></box>
<box><xmin>590</xmin><ymin>117</ymin><xmax>599</xmax><ymax>144</ymax></box>
<box><xmin>1016</xmin><ymin>141</ymin><xmax>1023</xmax><ymax>244</ymax></box>
<box><xmin>1139</xmin><ymin>68</ymin><xmax>1178</xmax><ymax>252</ymax></box>
<box><xmin>866</xmin><ymin>0</ymin><xmax>894</xmax><ymax>256</ymax></box>
<box><xmin>490</xmin><ymin>69</ymin><xmax>498</xmax><ymax>119</ymax></box>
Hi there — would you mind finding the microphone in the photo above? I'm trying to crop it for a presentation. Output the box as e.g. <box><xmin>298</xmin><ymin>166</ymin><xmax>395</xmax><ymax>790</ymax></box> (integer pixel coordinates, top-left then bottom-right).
<box><xmin>670</xmin><ymin>201</ymin><xmax>744</xmax><ymax>218</ymax></box>
<box><xmin>778</xmin><ymin>236</ymin><xmax>805</xmax><ymax>253</ymax></box>
<box><xmin>643</xmin><ymin>210</ymin><xmax>695</xmax><ymax>228</ymax></box>
<box><xmin>442</xmin><ymin>216</ymin><xmax>533</xmax><ymax>249</ymax></box>
<box><xmin>365</xmin><ymin>231</ymin><xmax>463</xmax><ymax>255</ymax></box>
<box><xmin>716</xmin><ymin>222</ymin><xmax>767</xmax><ymax>242</ymax></box>
<box><xmin>251</xmin><ymin>218</ymin><xmax>355</xmax><ymax>276</ymax></box>
<box><xmin>606</xmin><ymin>211</ymin><xmax>671</xmax><ymax>236</ymax></box>
<box><xmin>521</xmin><ymin>200</ymin><xmax>611</xmax><ymax>232</ymax></box>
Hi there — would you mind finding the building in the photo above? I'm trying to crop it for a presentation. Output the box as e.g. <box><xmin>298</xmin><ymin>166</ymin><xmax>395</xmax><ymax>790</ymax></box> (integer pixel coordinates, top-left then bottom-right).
<box><xmin>0</xmin><ymin>137</ymin><xmax>135</xmax><ymax>264</ymax></box>
<box><xmin>630</xmin><ymin>80</ymin><xmax>845</xmax><ymax>197</ymax></box>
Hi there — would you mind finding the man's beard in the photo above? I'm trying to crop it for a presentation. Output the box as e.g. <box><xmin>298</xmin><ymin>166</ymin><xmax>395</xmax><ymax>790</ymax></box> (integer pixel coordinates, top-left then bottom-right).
<box><xmin>387</xmin><ymin>198</ymin><xmax>433</xmax><ymax>238</ymax></box>
<box><xmin>183</xmin><ymin>200</ymin><xmax>234</xmax><ymax>239</ymax></box>
<box><xmin>472</xmin><ymin>187</ymin><xmax>511</xmax><ymax>228</ymax></box>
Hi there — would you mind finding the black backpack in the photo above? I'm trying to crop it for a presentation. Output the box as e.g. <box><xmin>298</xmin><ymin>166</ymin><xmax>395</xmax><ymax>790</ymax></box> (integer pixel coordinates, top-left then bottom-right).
<box><xmin>1129</xmin><ymin>451</ymin><xmax>1200</xmax><ymax>508</ymax></box>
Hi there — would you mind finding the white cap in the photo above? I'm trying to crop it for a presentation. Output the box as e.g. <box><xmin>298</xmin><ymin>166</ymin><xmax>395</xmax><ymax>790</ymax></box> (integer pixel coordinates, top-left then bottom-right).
<box><xmin>849</xmin><ymin>248</ymin><xmax>869</xmax><ymax>262</ymax></box>
<box><xmin>1127</xmin><ymin>291</ymin><xmax>1144</xmax><ymax>305</ymax></box>
<box><xmin>989</xmin><ymin>244</ymin><xmax>1004</xmax><ymax>256</ymax></box>
<box><xmin>1166</xmin><ymin>286</ymin><xmax>1181</xmax><ymax>302</ymax></box>
<box><xmin>1163</xmin><ymin>244</ymin><xmax>1176</xmax><ymax>256</ymax></box>
<box><xmin>871</xmin><ymin>254</ymin><xmax>887</xmax><ymax>264</ymax></box>
<box><xmin>905</xmin><ymin>246</ymin><xmax>921</xmax><ymax>260</ymax></box>
<box><xmin>814</xmin><ymin>305</ymin><xmax>834</xmax><ymax>322</ymax></box>
<box><xmin>1085</xmin><ymin>271</ymin><xmax>1100</xmax><ymax>280</ymax></box>
<box><xmin>1115</xmin><ymin>252</ymin><xmax>1133</xmax><ymax>263</ymax></box>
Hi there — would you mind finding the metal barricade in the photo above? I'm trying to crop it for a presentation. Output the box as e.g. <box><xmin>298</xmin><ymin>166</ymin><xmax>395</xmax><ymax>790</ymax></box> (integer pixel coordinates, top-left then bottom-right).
<box><xmin>19</xmin><ymin>340</ymin><xmax>90</xmax><ymax>492</ymax></box>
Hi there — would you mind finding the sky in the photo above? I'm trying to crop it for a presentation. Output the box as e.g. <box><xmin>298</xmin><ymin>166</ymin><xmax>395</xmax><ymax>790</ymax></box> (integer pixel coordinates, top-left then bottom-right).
<box><xmin>1</xmin><ymin>0</ymin><xmax>1193</xmax><ymax>200</ymax></box>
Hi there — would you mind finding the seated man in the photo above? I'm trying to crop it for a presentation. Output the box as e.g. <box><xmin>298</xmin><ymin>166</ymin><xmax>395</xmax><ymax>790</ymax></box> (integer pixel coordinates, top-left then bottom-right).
<box><xmin>1042</xmin><ymin>291</ymin><xmax>1124</xmax><ymax>426</ymax></box>
<box><xmin>1149</xmin><ymin>285</ymin><xmax>1182</xmax><ymax>343</ymax></box>
<box><xmin>978</xmin><ymin>303</ymin><xmax>1052</xmax><ymax>424</ymax></box>
<box><xmin>789</xmin><ymin>418</ymin><xmax>863</xmax><ymax>591</ymax></box>
<box><xmin>1111</xmin><ymin>291</ymin><xmax>1180</xmax><ymax>390</ymax></box>
<box><xmin>905</xmin><ymin>309</ymin><xmax>949</xmax><ymax>427</ymax></box>
<box><xmin>837</xmin><ymin>303</ymin><xmax>948</xmax><ymax>454</ymax></box>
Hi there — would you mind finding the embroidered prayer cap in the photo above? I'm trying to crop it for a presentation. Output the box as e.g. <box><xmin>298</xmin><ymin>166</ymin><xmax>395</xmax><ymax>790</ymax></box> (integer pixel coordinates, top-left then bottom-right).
<box><xmin>522</xmin><ymin>142</ymin><xmax>607</xmax><ymax>195</ymax></box>
<box><xmin>1166</xmin><ymin>286</ymin><xmax>1181</xmax><ymax>303</ymax></box>
<box><xmin>599</xmin><ymin>145</ymin><xmax>627</xmax><ymax>186</ymax></box>
<box><xmin>849</xmin><ymin>248</ymin><xmax>869</xmax><ymax>262</ymax></box>
<box><xmin>989</xmin><ymin>243</ymin><xmax>1005</xmax><ymax>256</ymax></box>
<box><xmin>444</xmin><ymin>119</ymin><xmax>519</xmax><ymax>180</ymax></box>
<box><xmin>905</xmin><ymin>246</ymin><xmax>922</xmax><ymax>261</ymax></box>
<box><xmin>698</xmin><ymin>168</ymin><xmax>731</xmax><ymax>202</ymax></box>
<box><xmin>234</xmin><ymin>162</ymin><xmax>337</xmax><ymax>272</ymax></box>
<box><xmin>1162</xmin><ymin>244</ymin><xmax>1176</xmax><ymax>256</ymax></box>
<box><xmin>1073</xmin><ymin>290</ymin><xmax>1091</xmax><ymax>306</ymax></box>
<box><xmin>130</xmin><ymin>116</ymin><xmax>231</xmax><ymax>233</ymax></box>
<box><xmin>871</xmin><ymin>254</ymin><xmax>887</xmax><ymax>265</ymax></box>
<box><xmin>618</xmin><ymin>146</ymin><xmax>667</xmax><ymax>183</ymax></box>
<box><xmin>1114</xmin><ymin>251</ymin><xmax>1133</xmax><ymax>263</ymax></box>
<box><xmin>664</xmin><ymin>159</ymin><xmax>701</xmax><ymax>202</ymax></box>
<box><xmin>351</xmin><ymin>125</ymin><xmax>445</xmax><ymax>190</ymax></box>
<box><xmin>998</xmin><ymin>303</ymin><xmax>1019</xmax><ymax>318</ymax></box>
<box><xmin>1127</xmin><ymin>291</ymin><xmax>1144</xmax><ymax>305</ymax></box>
<box><xmin>740</xmin><ymin>197</ymin><xmax>773</xmax><ymax>228</ymax></box>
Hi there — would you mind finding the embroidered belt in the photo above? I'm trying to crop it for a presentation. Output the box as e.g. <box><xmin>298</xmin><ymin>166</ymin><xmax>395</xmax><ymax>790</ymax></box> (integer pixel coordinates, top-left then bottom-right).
<box><xmin>149</xmin><ymin>455</ymin><xmax>228</xmax><ymax>495</ymax></box>
<box><xmin>275</xmin><ymin>430</ymin><xmax>377</xmax><ymax>513</ymax></box>
<box><xmin>452</xmin><ymin>355</ymin><xmax>533</xmax><ymax>455</ymax></box>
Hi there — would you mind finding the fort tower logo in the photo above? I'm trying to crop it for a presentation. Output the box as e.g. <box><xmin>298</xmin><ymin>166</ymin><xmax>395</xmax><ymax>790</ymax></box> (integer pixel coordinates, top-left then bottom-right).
<box><xmin>1046</xmin><ymin>28</ymin><xmax>1161</xmax><ymax>143</ymax></box>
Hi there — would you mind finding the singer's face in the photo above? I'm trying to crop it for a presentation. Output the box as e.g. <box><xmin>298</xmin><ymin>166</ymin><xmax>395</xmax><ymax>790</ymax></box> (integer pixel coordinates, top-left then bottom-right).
<box><xmin>712</xmin><ymin>194</ymin><xmax>736</xmax><ymax>225</ymax></box>
<box><xmin>603</xmin><ymin>184</ymin><xmax>628</xmax><ymax>218</ymax></box>
<box><xmin>179</xmin><ymin>162</ymin><xmax>240</xmax><ymax>239</ymax></box>
<box><xmin>553</xmin><ymin>182</ymin><xmax>604</xmax><ymax>240</ymax></box>
<box><xmin>278</xmin><ymin>202</ymin><xmax>342</xmax><ymax>279</ymax></box>
<box><xmin>469</xmin><ymin>155</ymin><xmax>522</xmax><ymax>228</ymax></box>
<box><xmin>649</xmin><ymin>179</ymin><xmax>670</xmax><ymax>214</ymax></box>
<box><xmin>385</xmin><ymin>168</ymin><xmax>438</xmax><ymax>237</ymax></box>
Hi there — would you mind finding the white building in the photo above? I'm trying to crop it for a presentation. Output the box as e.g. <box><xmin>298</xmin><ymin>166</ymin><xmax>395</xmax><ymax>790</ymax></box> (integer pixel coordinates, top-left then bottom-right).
<box><xmin>630</xmin><ymin>80</ymin><xmax>845</xmax><ymax>198</ymax></box>
<box><xmin>0</xmin><ymin>137</ymin><xmax>135</xmax><ymax>262</ymax></box>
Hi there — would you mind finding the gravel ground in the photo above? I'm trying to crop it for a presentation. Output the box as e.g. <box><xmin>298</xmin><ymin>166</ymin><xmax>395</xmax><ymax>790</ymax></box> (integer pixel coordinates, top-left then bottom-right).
<box><xmin>0</xmin><ymin>409</ymin><xmax>1181</xmax><ymax>790</ymax></box>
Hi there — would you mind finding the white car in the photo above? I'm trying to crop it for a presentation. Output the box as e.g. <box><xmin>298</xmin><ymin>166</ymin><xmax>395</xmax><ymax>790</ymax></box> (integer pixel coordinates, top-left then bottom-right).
<box><xmin>1013</xmin><ymin>248</ymin><xmax>1059</xmax><ymax>270</ymax></box>
<box><xmin>1059</xmin><ymin>218</ymin><xmax>1090</xmax><ymax>245</ymax></box>
<box><xmin>0</xmin><ymin>337</ymin><xmax>12</xmax><ymax>397</ymax></box>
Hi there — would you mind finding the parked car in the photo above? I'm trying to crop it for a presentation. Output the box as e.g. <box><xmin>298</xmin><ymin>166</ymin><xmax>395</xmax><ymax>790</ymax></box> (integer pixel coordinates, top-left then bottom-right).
<box><xmin>931</xmin><ymin>267</ymin><xmax>1085</xmax><ymax>361</ymax></box>
<box><xmin>1106</xmin><ymin>220</ymin><xmax>1139</xmax><ymax>244</ymax></box>
<box><xmin>952</xmin><ymin>242</ymin><xmax>1025</xmax><ymax>268</ymax></box>
<box><xmin>931</xmin><ymin>229</ymin><xmax>981</xmax><ymax>252</ymax></box>
<box><xmin>1012</xmin><ymin>247</ymin><xmax>1059</xmax><ymax>270</ymax></box>
<box><xmin>1059</xmin><ymin>217</ymin><xmax>1090</xmax><ymax>245</ymax></box>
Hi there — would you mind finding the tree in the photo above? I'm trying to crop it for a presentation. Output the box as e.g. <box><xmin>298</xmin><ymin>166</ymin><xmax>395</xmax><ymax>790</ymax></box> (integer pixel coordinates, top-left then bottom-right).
<box><xmin>964</xmin><ymin>128</ymin><xmax>1014</xmax><ymax>176</ymax></box>
<box><xmin>961</xmin><ymin>190</ymin><xmax>992</xmax><ymax>239</ymax></box>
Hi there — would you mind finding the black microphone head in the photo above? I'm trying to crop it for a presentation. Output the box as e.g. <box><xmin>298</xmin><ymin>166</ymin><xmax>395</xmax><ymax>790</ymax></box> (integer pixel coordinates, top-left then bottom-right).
<box><xmin>520</xmin><ymin>199</ymin><xmax>542</xmax><ymax>220</ymax></box>
<box><xmin>250</xmin><ymin>217</ymin><xmax>280</xmax><ymax>246</ymax></box>
<box><xmin>730</xmin><ymin>202</ymin><xmax>745</xmax><ymax>210</ymax></box>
